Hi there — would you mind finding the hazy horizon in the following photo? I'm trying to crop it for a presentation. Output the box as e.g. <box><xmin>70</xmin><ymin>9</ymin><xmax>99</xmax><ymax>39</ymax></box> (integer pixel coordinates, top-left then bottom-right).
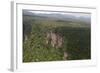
<box><xmin>23</xmin><ymin>10</ymin><xmax>91</xmax><ymax>18</ymax></box>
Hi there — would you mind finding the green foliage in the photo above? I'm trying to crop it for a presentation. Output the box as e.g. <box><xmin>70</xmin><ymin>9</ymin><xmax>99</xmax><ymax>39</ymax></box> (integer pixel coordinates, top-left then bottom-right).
<box><xmin>23</xmin><ymin>15</ymin><xmax>91</xmax><ymax>62</ymax></box>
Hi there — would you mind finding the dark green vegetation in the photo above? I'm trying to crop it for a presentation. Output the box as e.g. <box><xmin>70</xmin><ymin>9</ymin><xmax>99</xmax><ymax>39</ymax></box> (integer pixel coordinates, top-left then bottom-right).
<box><xmin>23</xmin><ymin>13</ymin><xmax>91</xmax><ymax>62</ymax></box>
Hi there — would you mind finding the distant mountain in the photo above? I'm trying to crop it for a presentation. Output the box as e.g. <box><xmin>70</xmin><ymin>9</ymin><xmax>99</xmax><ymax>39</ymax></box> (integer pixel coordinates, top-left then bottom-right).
<box><xmin>23</xmin><ymin>10</ymin><xmax>91</xmax><ymax>24</ymax></box>
<box><xmin>23</xmin><ymin>10</ymin><xmax>34</xmax><ymax>16</ymax></box>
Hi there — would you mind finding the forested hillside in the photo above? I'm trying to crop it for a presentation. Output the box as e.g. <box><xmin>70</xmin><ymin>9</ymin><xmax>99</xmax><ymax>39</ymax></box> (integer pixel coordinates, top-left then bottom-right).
<box><xmin>23</xmin><ymin>11</ymin><xmax>91</xmax><ymax>62</ymax></box>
